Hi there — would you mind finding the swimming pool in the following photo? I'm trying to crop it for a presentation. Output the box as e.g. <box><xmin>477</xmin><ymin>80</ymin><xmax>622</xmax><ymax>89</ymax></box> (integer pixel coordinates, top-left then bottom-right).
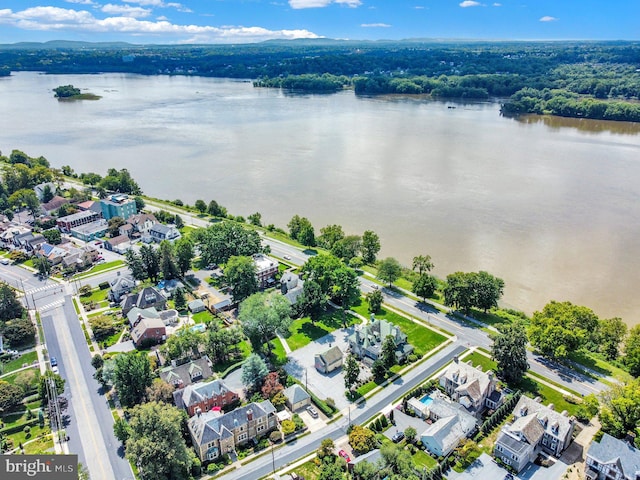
<box><xmin>419</xmin><ymin>394</ymin><xmax>434</xmax><ymax>406</ymax></box>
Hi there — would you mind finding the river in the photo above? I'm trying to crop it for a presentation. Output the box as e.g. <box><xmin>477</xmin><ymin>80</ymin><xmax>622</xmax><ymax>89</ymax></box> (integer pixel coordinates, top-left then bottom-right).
<box><xmin>1</xmin><ymin>72</ymin><xmax>639</xmax><ymax>324</ymax></box>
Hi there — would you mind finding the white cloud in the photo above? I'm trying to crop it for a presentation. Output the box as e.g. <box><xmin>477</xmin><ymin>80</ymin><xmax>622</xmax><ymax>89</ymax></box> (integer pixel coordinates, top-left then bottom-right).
<box><xmin>539</xmin><ymin>15</ymin><xmax>558</xmax><ymax>22</ymax></box>
<box><xmin>493</xmin><ymin>2</ymin><xmax>501</xmax><ymax>6</ymax></box>
<box><xmin>289</xmin><ymin>0</ymin><xmax>361</xmax><ymax>9</ymax></box>
<box><xmin>459</xmin><ymin>1</ymin><xmax>481</xmax><ymax>7</ymax></box>
<box><xmin>101</xmin><ymin>4</ymin><xmax>152</xmax><ymax>18</ymax></box>
<box><xmin>0</xmin><ymin>6</ymin><xmax>321</xmax><ymax>43</ymax></box>
<box><xmin>65</xmin><ymin>0</ymin><xmax>95</xmax><ymax>4</ymax></box>
<box><xmin>123</xmin><ymin>0</ymin><xmax>191</xmax><ymax>11</ymax></box>
<box><xmin>361</xmin><ymin>23</ymin><xmax>391</xmax><ymax>28</ymax></box>
<box><xmin>414</xmin><ymin>6</ymin><xmax>425</xmax><ymax>9</ymax></box>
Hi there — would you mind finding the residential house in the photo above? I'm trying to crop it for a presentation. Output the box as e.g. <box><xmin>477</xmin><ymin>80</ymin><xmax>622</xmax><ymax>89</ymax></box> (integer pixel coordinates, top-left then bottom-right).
<box><xmin>41</xmin><ymin>196</ymin><xmax>69</xmax><ymax>215</ymax></box>
<box><xmin>57</xmin><ymin>210</ymin><xmax>100</xmax><ymax>233</ymax></box>
<box><xmin>70</xmin><ymin>219</ymin><xmax>108</xmax><ymax>242</ymax></box>
<box><xmin>281</xmin><ymin>272</ymin><xmax>304</xmax><ymax>305</ymax></box>
<box><xmin>347</xmin><ymin>449</ymin><xmax>383</xmax><ymax>473</ymax></box>
<box><xmin>108</xmin><ymin>272</ymin><xmax>136</xmax><ymax>302</ymax></box>
<box><xmin>37</xmin><ymin>242</ymin><xmax>97</xmax><ymax>270</ymax></box>
<box><xmin>129</xmin><ymin>308</ymin><xmax>166</xmax><ymax>347</ymax></box>
<box><xmin>33</xmin><ymin>182</ymin><xmax>56</xmax><ymax>201</ymax></box>
<box><xmin>124</xmin><ymin>213</ymin><xmax>157</xmax><ymax>240</ymax></box>
<box><xmin>439</xmin><ymin>357</ymin><xmax>502</xmax><ymax>413</ymax></box>
<box><xmin>159</xmin><ymin>358</ymin><xmax>213</xmax><ymax>390</ymax></box>
<box><xmin>76</xmin><ymin>200</ymin><xmax>104</xmax><ymax>216</ymax></box>
<box><xmin>14</xmin><ymin>232</ymin><xmax>46</xmax><ymax>253</ymax></box>
<box><xmin>252</xmin><ymin>254</ymin><xmax>278</xmax><ymax>288</ymax></box>
<box><xmin>283</xmin><ymin>385</ymin><xmax>311</xmax><ymax>411</ymax></box>
<box><xmin>0</xmin><ymin>225</ymin><xmax>31</xmax><ymax>249</ymax></box>
<box><xmin>158</xmin><ymin>278</ymin><xmax>184</xmax><ymax>298</ymax></box>
<box><xmin>148</xmin><ymin>223</ymin><xmax>181</xmax><ymax>243</ymax></box>
<box><xmin>188</xmin><ymin>299</ymin><xmax>206</xmax><ymax>313</ymax></box>
<box><xmin>418</xmin><ymin>393</ymin><xmax>477</xmax><ymax>456</ymax></box>
<box><xmin>347</xmin><ymin>318</ymin><xmax>413</xmax><ymax>364</ymax></box>
<box><xmin>493</xmin><ymin>396</ymin><xmax>575</xmax><ymax>472</ymax></box>
<box><xmin>314</xmin><ymin>345</ymin><xmax>343</xmax><ymax>374</ymax></box>
<box><xmin>104</xmin><ymin>234</ymin><xmax>132</xmax><ymax>254</ymax></box>
<box><xmin>174</xmin><ymin>379</ymin><xmax>240</xmax><ymax>417</ymax></box>
<box><xmin>188</xmin><ymin>401</ymin><xmax>277</xmax><ymax>462</ymax></box>
<box><xmin>121</xmin><ymin>287</ymin><xmax>167</xmax><ymax>316</ymax></box>
<box><xmin>100</xmin><ymin>194</ymin><xmax>137</xmax><ymax>220</ymax></box>
<box><xmin>586</xmin><ymin>433</ymin><xmax>640</xmax><ymax>480</ymax></box>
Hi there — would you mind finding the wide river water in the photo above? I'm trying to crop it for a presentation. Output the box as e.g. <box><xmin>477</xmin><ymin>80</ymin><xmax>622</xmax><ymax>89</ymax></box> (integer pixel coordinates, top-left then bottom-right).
<box><xmin>1</xmin><ymin>72</ymin><xmax>639</xmax><ymax>324</ymax></box>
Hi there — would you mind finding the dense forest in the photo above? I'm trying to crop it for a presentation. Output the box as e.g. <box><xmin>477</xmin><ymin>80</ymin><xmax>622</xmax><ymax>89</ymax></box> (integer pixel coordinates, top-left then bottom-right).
<box><xmin>1</xmin><ymin>39</ymin><xmax>639</xmax><ymax>120</ymax></box>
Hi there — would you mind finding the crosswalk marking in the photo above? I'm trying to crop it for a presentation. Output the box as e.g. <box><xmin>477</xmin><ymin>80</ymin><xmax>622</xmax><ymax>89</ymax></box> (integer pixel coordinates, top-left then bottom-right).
<box><xmin>39</xmin><ymin>299</ymin><xmax>65</xmax><ymax>312</ymax></box>
<box><xmin>25</xmin><ymin>284</ymin><xmax>60</xmax><ymax>296</ymax></box>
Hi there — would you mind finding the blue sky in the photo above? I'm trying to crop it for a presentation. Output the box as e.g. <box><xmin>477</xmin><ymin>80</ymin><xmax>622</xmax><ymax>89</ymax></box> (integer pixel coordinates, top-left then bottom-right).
<box><xmin>0</xmin><ymin>0</ymin><xmax>638</xmax><ymax>44</ymax></box>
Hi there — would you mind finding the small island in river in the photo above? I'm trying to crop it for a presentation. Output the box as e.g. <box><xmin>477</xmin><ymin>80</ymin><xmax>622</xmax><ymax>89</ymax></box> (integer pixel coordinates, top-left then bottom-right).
<box><xmin>53</xmin><ymin>84</ymin><xmax>101</xmax><ymax>100</ymax></box>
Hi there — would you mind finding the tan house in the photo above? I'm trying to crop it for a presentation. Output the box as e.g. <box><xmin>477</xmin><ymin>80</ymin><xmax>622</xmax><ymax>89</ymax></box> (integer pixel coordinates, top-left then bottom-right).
<box><xmin>189</xmin><ymin>401</ymin><xmax>277</xmax><ymax>462</ymax></box>
<box><xmin>283</xmin><ymin>384</ymin><xmax>311</xmax><ymax>411</ymax></box>
<box><xmin>314</xmin><ymin>345</ymin><xmax>343</xmax><ymax>373</ymax></box>
<box><xmin>439</xmin><ymin>357</ymin><xmax>502</xmax><ymax>413</ymax></box>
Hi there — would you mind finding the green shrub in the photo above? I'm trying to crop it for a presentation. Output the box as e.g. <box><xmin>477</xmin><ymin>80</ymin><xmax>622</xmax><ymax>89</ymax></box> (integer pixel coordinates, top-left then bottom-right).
<box><xmin>99</xmin><ymin>282</ymin><xmax>109</xmax><ymax>290</ymax></box>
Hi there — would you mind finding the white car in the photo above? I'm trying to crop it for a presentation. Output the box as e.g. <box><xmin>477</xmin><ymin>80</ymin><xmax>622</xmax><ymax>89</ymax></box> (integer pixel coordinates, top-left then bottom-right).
<box><xmin>283</xmin><ymin>255</ymin><xmax>291</xmax><ymax>260</ymax></box>
<box><xmin>0</xmin><ymin>258</ymin><xmax>10</xmax><ymax>265</ymax></box>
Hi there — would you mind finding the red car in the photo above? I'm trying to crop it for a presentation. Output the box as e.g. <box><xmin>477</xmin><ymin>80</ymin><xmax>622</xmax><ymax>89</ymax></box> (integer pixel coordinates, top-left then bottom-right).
<box><xmin>338</xmin><ymin>450</ymin><xmax>350</xmax><ymax>462</ymax></box>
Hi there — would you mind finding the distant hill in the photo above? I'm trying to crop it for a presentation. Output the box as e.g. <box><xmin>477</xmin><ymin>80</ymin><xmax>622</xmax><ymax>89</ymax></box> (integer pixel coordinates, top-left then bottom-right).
<box><xmin>0</xmin><ymin>40</ymin><xmax>137</xmax><ymax>50</ymax></box>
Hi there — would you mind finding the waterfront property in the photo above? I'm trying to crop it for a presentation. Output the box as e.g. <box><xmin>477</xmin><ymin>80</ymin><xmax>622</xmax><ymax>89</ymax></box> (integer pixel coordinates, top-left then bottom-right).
<box><xmin>57</xmin><ymin>210</ymin><xmax>101</xmax><ymax>232</ymax></box>
<box><xmin>347</xmin><ymin>317</ymin><xmax>413</xmax><ymax>364</ymax></box>
<box><xmin>149</xmin><ymin>223</ymin><xmax>181</xmax><ymax>243</ymax></box>
<box><xmin>439</xmin><ymin>357</ymin><xmax>503</xmax><ymax>413</ymax></box>
<box><xmin>100</xmin><ymin>193</ymin><xmax>137</xmax><ymax>220</ymax></box>
<box><xmin>493</xmin><ymin>396</ymin><xmax>575</xmax><ymax>472</ymax></box>
<box><xmin>314</xmin><ymin>345</ymin><xmax>343</xmax><ymax>374</ymax></box>
<box><xmin>188</xmin><ymin>401</ymin><xmax>277</xmax><ymax>462</ymax></box>
<box><xmin>586</xmin><ymin>433</ymin><xmax>640</xmax><ymax>480</ymax></box>
<box><xmin>253</xmin><ymin>253</ymin><xmax>278</xmax><ymax>288</ymax></box>
<box><xmin>69</xmin><ymin>219</ymin><xmax>108</xmax><ymax>241</ymax></box>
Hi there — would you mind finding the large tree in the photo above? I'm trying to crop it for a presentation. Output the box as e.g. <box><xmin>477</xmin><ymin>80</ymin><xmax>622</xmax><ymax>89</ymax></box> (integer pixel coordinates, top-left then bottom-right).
<box><xmin>160</xmin><ymin>328</ymin><xmax>203</xmax><ymax>362</ymax></box>
<box><xmin>361</xmin><ymin>230</ymin><xmax>380</xmax><ymax>264</ymax></box>
<box><xmin>365</xmin><ymin>289</ymin><xmax>383</xmax><ymax>314</ymax></box>
<box><xmin>318</xmin><ymin>224</ymin><xmax>344</xmax><ymax>250</ymax></box>
<box><xmin>113</xmin><ymin>352</ymin><xmax>153</xmax><ymax>408</ymax></box>
<box><xmin>528</xmin><ymin>301</ymin><xmax>600</xmax><ymax>360</ymax></box>
<box><xmin>239</xmin><ymin>291</ymin><xmax>291</xmax><ymax>353</ymax></box>
<box><xmin>376</xmin><ymin>257</ymin><xmax>402</xmax><ymax>287</ymax></box>
<box><xmin>331</xmin><ymin>235</ymin><xmax>361</xmax><ymax>261</ymax></box>
<box><xmin>139</xmin><ymin>244</ymin><xmax>161</xmax><ymax>282</ymax></box>
<box><xmin>224</xmin><ymin>255</ymin><xmax>258</xmax><ymax>303</ymax></box>
<box><xmin>599</xmin><ymin>378</ymin><xmax>640</xmax><ymax>442</ymax></box>
<box><xmin>381</xmin><ymin>335</ymin><xmax>397</xmax><ymax>369</ymax></box>
<box><xmin>348</xmin><ymin>425</ymin><xmax>377</xmax><ymax>455</ymax></box>
<box><xmin>125</xmin><ymin>401</ymin><xmax>193</xmax><ymax>480</ymax></box>
<box><xmin>194</xmin><ymin>199</ymin><xmax>206</xmax><ymax>214</ymax></box>
<box><xmin>125</xmin><ymin>249</ymin><xmax>146</xmax><ymax>281</ymax></box>
<box><xmin>473</xmin><ymin>271</ymin><xmax>505</xmax><ymax>312</ymax></box>
<box><xmin>0</xmin><ymin>380</ymin><xmax>24</xmax><ymax>410</ymax></box>
<box><xmin>173</xmin><ymin>237</ymin><xmax>194</xmax><ymax>276</ymax></box>
<box><xmin>491</xmin><ymin>320</ymin><xmax>529</xmax><ymax>384</ymax></box>
<box><xmin>343</xmin><ymin>354</ymin><xmax>360</xmax><ymax>391</ymax></box>
<box><xmin>206</xmin><ymin>322</ymin><xmax>243</xmax><ymax>366</ymax></box>
<box><xmin>412</xmin><ymin>255</ymin><xmax>434</xmax><ymax>275</ymax></box>
<box><xmin>293</xmin><ymin>279</ymin><xmax>328</xmax><ymax>321</ymax></box>
<box><xmin>241</xmin><ymin>353</ymin><xmax>269</xmax><ymax>392</ymax></box>
<box><xmin>2</xmin><ymin>317</ymin><xmax>36</xmax><ymax>347</ymax></box>
<box><xmin>412</xmin><ymin>274</ymin><xmax>437</xmax><ymax>302</ymax></box>
<box><xmin>624</xmin><ymin>325</ymin><xmax>640</xmax><ymax>377</ymax></box>
<box><xmin>0</xmin><ymin>282</ymin><xmax>24</xmax><ymax>320</ymax></box>
<box><xmin>159</xmin><ymin>241</ymin><xmax>178</xmax><ymax>280</ymax></box>
<box><xmin>331</xmin><ymin>265</ymin><xmax>360</xmax><ymax>310</ymax></box>
<box><xmin>598</xmin><ymin>317</ymin><xmax>627</xmax><ymax>361</ymax></box>
<box><xmin>194</xmin><ymin>222</ymin><xmax>261</xmax><ymax>266</ymax></box>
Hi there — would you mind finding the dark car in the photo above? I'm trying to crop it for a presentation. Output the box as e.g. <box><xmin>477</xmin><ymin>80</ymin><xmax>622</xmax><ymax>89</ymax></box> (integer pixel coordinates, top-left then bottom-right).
<box><xmin>392</xmin><ymin>431</ymin><xmax>405</xmax><ymax>443</ymax></box>
<box><xmin>50</xmin><ymin>357</ymin><xmax>58</xmax><ymax>367</ymax></box>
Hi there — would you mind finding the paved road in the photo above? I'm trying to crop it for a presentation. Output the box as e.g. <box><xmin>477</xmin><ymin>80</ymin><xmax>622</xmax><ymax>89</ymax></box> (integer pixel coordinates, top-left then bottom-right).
<box><xmin>217</xmin><ymin>342</ymin><xmax>467</xmax><ymax>480</ymax></box>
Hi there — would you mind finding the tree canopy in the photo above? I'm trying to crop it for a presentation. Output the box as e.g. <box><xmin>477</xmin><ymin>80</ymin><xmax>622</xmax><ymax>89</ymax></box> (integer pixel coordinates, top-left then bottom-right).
<box><xmin>491</xmin><ymin>320</ymin><xmax>529</xmax><ymax>384</ymax></box>
<box><xmin>113</xmin><ymin>352</ymin><xmax>153</xmax><ymax>408</ymax></box>
<box><xmin>239</xmin><ymin>291</ymin><xmax>291</xmax><ymax>353</ymax></box>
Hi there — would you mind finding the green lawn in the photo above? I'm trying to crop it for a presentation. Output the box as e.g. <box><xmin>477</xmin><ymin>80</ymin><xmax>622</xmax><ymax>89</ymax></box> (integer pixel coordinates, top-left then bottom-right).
<box><xmin>75</xmin><ymin>260</ymin><xmax>125</xmax><ymax>279</ymax></box>
<box><xmin>211</xmin><ymin>340</ymin><xmax>251</xmax><ymax>374</ymax></box>
<box><xmin>191</xmin><ymin>310</ymin><xmax>214</xmax><ymax>324</ymax></box>
<box><xmin>1</xmin><ymin>351</ymin><xmax>38</xmax><ymax>375</ymax></box>
<box><xmin>352</xmin><ymin>300</ymin><xmax>447</xmax><ymax>357</ymax></box>
<box><xmin>23</xmin><ymin>434</ymin><xmax>54</xmax><ymax>454</ymax></box>
<box><xmin>269</xmin><ymin>337</ymin><xmax>288</xmax><ymax>367</ymax></box>
<box><xmin>464</xmin><ymin>351</ymin><xmax>497</xmax><ymax>372</ymax></box>
<box><xmin>567</xmin><ymin>350</ymin><xmax>633</xmax><ymax>384</ymax></box>
<box><xmin>286</xmin><ymin>309</ymin><xmax>359</xmax><ymax>351</ymax></box>
<box><xmin>79</xmin><ymin>287</ymin><xmax>109</xmax><ymax>304</ymax></box>
<box><xmin>8</xmin><ymin>424</ymin><xmax>50</xmax><ymax>448</ymax></box>
<box><xmin>413</xmin><ymin>449</ymin><xmax>437</xmax><ymax>469</ymax></box>
<box><xmin>292</xmin><ymin>460</ymin><xmax>320</xmax><ymax>480</ymax></box>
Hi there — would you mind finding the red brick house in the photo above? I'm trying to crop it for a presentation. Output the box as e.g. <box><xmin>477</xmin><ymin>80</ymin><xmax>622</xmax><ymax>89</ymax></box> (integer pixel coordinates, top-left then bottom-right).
<box><xmin>173</xmin><ymin>379</ymin><xmax>239</xmax><ymax>417</ymax></box>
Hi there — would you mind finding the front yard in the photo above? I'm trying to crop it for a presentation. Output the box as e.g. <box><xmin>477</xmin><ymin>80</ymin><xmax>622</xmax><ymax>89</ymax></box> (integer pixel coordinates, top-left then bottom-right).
<box><xmin>286</xmin><ymin>308</ymin><xmax>359</xmax><ymax>351</ymax></box>
<box><xmin>352</xmin><ymin>300</ymin><xmax>448</xmax><ymax>357</ymax></box>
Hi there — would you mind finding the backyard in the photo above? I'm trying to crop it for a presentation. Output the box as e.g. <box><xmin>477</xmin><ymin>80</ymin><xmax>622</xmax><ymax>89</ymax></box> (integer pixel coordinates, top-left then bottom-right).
<box><xmin>286</xmin><ymin>308</ymin><xmax>359</xmax><ymax>351</ymax></box>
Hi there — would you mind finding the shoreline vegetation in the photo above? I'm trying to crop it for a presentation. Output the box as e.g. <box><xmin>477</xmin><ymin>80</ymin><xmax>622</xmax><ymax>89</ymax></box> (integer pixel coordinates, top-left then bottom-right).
<box><xmin>0</xmin><ymin>40</ymin><xmax>639</xmax><ymax>122</ymax></box>
<box><xmin>53</xmin><ymin>84</ymin><xmax>101</xmax><ymax>101</ymax></box>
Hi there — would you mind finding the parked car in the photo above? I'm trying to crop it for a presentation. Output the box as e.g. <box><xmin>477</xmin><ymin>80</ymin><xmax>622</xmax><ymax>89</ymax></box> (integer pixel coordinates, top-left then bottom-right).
<box><xmin>0</xmin><ymin>258</ymin><xmax>10</xmax><ymax>265</ymax></box>
<box><xmin>392</xmin><ymin>431</ymin><xmax>405</xmax><ymax>443</ymax></box>
<box><xmin>338</xmin><ymin>450</ymin><xmax>351</xmax><ymax>462</ymax></box>
<box><xmin>306</xmin><ymin>405</ymin><xmax>318</xmax><ymax>418</ymax></box>
<box><xmin>50</xmin><ymin>357</ymin><xmax>59</xmax><ymax>374</ymax></box>
<box><xmin>283</xmin><ymin>255</ymin><xmax>291</xmax><ymax>260</ymax></box>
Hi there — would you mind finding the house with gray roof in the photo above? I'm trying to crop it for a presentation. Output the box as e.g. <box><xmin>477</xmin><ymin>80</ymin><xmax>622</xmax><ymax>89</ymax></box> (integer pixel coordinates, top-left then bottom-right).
<box><xmin>108</xmin><ymin>272</ymin><xmax>136</xmax><ymax>302</ymax></box>
<box><xmin>121</xmin><ymin>286</ymin><xmax>166</xmax><ymax>316</ymax></box>
<box><xmin>493</xmin><ymin>396</ymin><xmax>575</xmax><ymax>472</ymax></box>
<box><xmin>41</xmin><ymin>195</ymin><xmax>69</xmax><ymax>215</ymax></box>
<box><xmin>586</xmin><ymin>433</ymin><xmax>640</xmax><ymax>480</ymax></box>
<box><xmin>418</xmin><ymin>393</ymin><xmax>477</xmax><ymax>456</ymax></box>
<box><xmin>283</xmin><ymin>384</ymin><xmax>311</xmax><ymax>411</ymax></box>
<box><xmin>159</xmin><ymin>357</ymin><xmax>213</xmax><ymax>390</ymax></box>
<box><xmin>281</xmin><ymin>272</ymin><xmax>304</xmax><ymax>304</ymax></box>
<box><xmin>149</xmin><ymin>223</ymin><xmax>181</xmax><ymax>243</ymax></box>
<box><xmin>129</xmin><ymin>309</ymin><xmax>166</xmax><ymax>347</ymax></box>
<box><xmin>439</xmin><ymin>357</ymin><xmax>502</xmax><ymax>413</ymax></box>
<box><xmin>188</xmin><ymin>299</ymin><xmax>206</xmax><ymax>313</ymax></box>
<box><xmin>314</xmin><ymin>345</ymin><xmax>343</xmax><ymax>374</ymax></box>
<box><xmin>174</xmin><ymin>379</ymin><xmax>239</xmax><ymax>417</ymax></box>
<box><xmin>188</xmin><ymin>400</ymin><xmax>277</xmax><ymax>462</ymax></box>
<box><xmin>347</xmin><ymin>317</ymin><xmax>413</xmax><ymax>364</ymax></box>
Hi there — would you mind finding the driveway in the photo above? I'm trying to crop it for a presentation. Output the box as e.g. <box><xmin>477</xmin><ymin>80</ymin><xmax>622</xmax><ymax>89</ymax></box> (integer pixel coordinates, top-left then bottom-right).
<box><xmin>384</xmin><ymin>409</ymin><xmax>429</xmax><ymax>441</ymax></box>
<box><xmin>284</xmin><ymin>326</ymin><xmax>359</xmax><ymax>411</ymax></box>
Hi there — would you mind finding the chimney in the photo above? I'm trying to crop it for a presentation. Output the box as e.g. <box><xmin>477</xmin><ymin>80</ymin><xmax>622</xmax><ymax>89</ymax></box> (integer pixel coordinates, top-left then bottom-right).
<box><xmin>547</xmin><ymin>403</ymin><xmax>555</xmax><ymax>411</ymax></box>
<box><xmin>247</xmin><ymin>409</ymin><xmax>253</xmax><ymax>422</ymax></box>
